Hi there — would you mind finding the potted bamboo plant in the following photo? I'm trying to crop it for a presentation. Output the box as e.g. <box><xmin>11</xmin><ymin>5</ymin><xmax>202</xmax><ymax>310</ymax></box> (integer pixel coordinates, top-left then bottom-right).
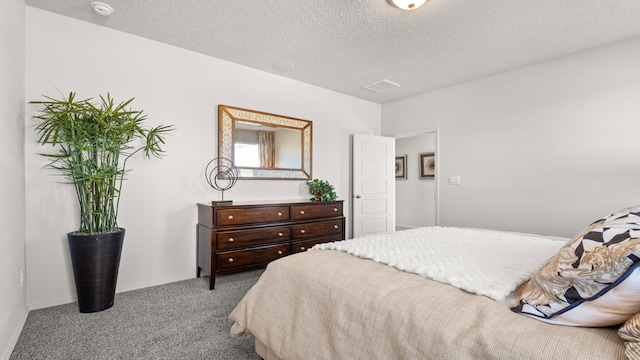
<box><xmin>32</xmin><ymin>92</ymin><xmax>173</xmax><ymax>313</ymax></box>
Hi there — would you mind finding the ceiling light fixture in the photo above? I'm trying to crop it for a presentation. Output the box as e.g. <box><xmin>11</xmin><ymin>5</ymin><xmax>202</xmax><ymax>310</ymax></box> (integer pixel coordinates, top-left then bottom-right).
<box><xmin>91</xmin><ymin>1</ymin><xmax>114</xmax><ymax>16</ymax></box>
<box><xmin>387</xmin><ymin>0</ymin><xmax>428</xmax><ymax>11</ymax></box>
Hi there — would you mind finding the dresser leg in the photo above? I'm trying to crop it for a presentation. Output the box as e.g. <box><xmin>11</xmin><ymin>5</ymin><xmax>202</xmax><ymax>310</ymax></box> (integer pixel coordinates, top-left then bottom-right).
<box><xmin>209</xmin><ymin>274</ymin><xmax>216</xmax><ymax>290</ymax></box>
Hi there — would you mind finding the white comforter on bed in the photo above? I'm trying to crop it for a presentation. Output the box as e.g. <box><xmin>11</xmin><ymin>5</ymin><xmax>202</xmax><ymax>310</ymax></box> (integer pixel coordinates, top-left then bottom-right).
<box><xmin>312</xmin><ymin>226</ymin><xmax>565</xmax><ymax>301</ymax></box>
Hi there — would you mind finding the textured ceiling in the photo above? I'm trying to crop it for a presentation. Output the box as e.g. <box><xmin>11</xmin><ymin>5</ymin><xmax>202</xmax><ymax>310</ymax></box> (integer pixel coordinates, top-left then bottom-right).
<box><xmin>25</xmin><ymin>0</ymin><xmax>640</xmax><ymax>103</ymax></box>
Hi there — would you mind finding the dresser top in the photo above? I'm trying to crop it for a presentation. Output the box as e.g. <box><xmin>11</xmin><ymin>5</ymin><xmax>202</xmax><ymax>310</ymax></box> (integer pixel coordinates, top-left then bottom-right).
<box><xmin>197</xmin><ymin>199</ymin><xmax>344</xmax><ymax>208</ymax></box>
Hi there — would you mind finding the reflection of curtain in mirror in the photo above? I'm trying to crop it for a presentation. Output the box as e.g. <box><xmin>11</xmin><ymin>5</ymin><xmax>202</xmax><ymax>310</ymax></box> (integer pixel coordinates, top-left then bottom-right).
<box><xmin>258</xmin><ymin>131</ymin><xmax>275</xmax><ymax>168</ymax></box>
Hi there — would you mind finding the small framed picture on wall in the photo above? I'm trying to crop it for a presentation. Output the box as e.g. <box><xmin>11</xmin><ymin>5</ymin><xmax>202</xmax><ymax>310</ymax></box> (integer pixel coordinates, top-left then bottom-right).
<box><xmin>419</xmin><ymin>152</ymin><xmax>435</xmax><ymax>179</ymax></box>
<box><xmin>395</xmin><ymin>155</ymin><xmax>407</xmax><ymax>179</ymax></box>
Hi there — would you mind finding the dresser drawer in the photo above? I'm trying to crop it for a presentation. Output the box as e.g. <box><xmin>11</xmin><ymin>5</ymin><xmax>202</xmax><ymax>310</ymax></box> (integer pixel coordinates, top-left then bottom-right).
<box><xmin>216</xmin><ymin>206</ymin><xmax>289</xmax><ymax>226</ymax></box>
<box><xmin>217</xmin><ymin>243</ymin><xmax>290</xmax><ymax>270</ymax></box>
<box><xmin>292</xmin><ymin>219</ymin><xmax>343</xmax><ymax>240</ymax></box>
<box><xmin>292</xmin><ymin>234</ymin><xmax>344</xmax><ymax>253</ymax></box>
<box><xmin>291</xmin><ymin>203</ymin><xmax>342</xmax><ymax>220</ymax></box>
<box><xmin>217</xmin><ymin>226</ymin><xmax>291</xmax><ymax>250</ymax></box>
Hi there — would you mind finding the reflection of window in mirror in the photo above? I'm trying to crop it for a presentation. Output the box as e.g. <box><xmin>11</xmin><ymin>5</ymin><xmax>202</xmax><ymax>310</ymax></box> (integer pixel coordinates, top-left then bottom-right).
<box><xmin>234</xmin><ymin>128</ymin><xmax>260</xmax><ymax>167</ymax></box>
<box><xmin>234</xmin><ymin>142</ymin><xmax>259</xmax><ymax>167</ymax></box>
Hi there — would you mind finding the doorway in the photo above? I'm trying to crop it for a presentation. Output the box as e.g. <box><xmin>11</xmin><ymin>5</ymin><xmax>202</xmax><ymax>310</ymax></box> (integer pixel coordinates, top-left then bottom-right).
<box><xmin>394</xmin><ymin>129</ymin><xmax>439</xmax><ymax>229</ymax></box>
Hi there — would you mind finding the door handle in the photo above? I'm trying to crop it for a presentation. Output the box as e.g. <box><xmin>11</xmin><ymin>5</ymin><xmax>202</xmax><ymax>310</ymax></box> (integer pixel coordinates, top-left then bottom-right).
<box><xmin>355</xmin><ymin>195</ymin><xmax>361</xmax><ymax>199</ymax></box>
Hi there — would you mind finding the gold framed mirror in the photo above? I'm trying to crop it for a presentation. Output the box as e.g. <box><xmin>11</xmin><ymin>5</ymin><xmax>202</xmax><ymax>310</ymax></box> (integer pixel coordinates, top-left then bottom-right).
<box><xmin>218</xmin><ymin>105</ymin><xmax>312</xmax><ymax>180</ymax></box>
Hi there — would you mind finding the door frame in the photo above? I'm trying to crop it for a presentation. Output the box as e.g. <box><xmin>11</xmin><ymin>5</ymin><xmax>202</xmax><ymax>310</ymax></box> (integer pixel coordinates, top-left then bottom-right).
<box><xmin>393</xmin><ymin>127</ymin><xmax>440</xmax><ymax>225</ymax></box>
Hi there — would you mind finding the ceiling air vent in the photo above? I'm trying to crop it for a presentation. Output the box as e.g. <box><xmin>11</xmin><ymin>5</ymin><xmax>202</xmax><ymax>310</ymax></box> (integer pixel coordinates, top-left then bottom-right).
<box><xmin>362</xmin><ymin>79</ymin><xmax>401</xmax><ymax>93</ymax></box>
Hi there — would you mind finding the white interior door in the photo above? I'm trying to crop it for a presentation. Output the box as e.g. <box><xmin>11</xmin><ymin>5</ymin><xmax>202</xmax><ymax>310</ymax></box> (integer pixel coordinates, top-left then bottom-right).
<box><xmin>352</xmin><ymin>134</ymin><xmax>395</xmax><ymax>238</ymax></box>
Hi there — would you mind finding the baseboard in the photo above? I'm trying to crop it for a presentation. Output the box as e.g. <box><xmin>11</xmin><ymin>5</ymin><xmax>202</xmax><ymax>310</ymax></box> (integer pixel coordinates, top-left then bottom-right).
<box><xmin>28</xmin><ymin>294</ymin><xmax>77</xmax><ymax>311</ymax></box>
<box><xmin>28</xmin><ymin>272</ymin><xmax>196</xmax><ymax>310</ymax></box>
<box><xmin>395</xmin><ymin>224</ymin><xmax>416</xmax><ymax>230</ymax></box>
<box><xmin>114</xmin><ymin>272</ymin><xmax>195</xmax><ymax>293</ymax></box>
<box><xmin>1</xmin><ymin>309</ymin><xmax>28</xmax><ymax>360</ymax></box>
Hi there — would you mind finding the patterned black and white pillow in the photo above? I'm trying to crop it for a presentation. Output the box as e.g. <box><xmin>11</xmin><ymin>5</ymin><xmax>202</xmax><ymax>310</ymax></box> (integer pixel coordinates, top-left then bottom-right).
<box><xmin>512</xmin><ymin>206</ymin><xmax>640</xmax><ymax>326</ymax></box>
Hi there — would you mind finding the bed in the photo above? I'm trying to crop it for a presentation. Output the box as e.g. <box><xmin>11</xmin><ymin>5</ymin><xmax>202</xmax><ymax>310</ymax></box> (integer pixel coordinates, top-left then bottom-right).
<box><xmin>229</xmin><ymin>207</ymin><xmax>640</xmax><ymax>360</ymax></box>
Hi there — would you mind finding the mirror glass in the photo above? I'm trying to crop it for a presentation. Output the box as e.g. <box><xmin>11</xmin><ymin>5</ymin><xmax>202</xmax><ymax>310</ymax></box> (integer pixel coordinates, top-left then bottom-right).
<box><xmin>218</xmin><ymin>105</ymin><xmax>312</xmax><ymax>180</ymax></box>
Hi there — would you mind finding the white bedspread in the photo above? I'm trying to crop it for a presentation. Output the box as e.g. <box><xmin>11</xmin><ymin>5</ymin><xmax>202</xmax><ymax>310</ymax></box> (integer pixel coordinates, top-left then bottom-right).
<box><xmin>312</xmin><ymin>226</ymin><xmax>566</xmax><ymax>301</ymax></box>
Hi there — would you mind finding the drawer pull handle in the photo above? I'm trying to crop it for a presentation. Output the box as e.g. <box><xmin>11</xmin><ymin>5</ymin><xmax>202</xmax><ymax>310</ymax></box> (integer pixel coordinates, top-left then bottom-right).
<box><xmin>278</xmin><ymin>232</ymin><xmax>283</xmax><ymax>237</ymax></box>
<box><xmin>277</xmin><ymin>212</ymin><xmax>282</xmax><ymax>216</ymax></box>
<box><xmin>229</xmin><ymin>238</ymin><xmax>234</xmax><ymax>242</ymax></box>
<box><xmin>334</xmin><ymin>225</ymin><xmax>339</xmax><ymax>229</ymax></box>
<box><xmin>334</xmin><ymin>208</ymin><xmax>338</xmax><ymax>212</ymax></box>
<box><xmin>277</xmin><ymin>250</ymin><xmax>283</xmax><ymax>255</ymax></box>
<box><xmin>300</xmin><ymin>229</ymin><xmax>305</xmax><ymax>234</ymax></box>
<box><xmin>228</xmin><ymin>258</ymin><xmax>234</xmax><ymax>263</ymax></box>
<box><xmin>300</xmin><ymin>210</ymin><xmax>305</xmax><ymax>214</ymax></box>
<box><xmin>228</xmin><ymin>215</ymin><xmax>234</xmax><ymax>220</ymax></box>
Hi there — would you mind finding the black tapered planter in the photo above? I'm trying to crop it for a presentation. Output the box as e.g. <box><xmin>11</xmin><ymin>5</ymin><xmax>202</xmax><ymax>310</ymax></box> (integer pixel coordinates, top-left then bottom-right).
<box><xmin>67</xmin><ymin>228</ymin><xmax>125</xmax><ymax>313</ymax></box>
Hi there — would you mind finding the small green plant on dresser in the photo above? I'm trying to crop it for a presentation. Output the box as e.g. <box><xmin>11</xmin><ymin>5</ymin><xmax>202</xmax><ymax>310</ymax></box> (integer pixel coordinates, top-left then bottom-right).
<box><xmin>307</xmin><ymin>179</ymin><xmax>338</xmax><ymax>201</ymax></box>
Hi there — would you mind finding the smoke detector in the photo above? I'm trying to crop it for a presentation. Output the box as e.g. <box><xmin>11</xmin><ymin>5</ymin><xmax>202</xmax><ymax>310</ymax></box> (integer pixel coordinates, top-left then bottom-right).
<box><xmin>91</xmin><ymin>2</ymin><xmax>114</xmax><ymax>16</ymax></box>
<box><xmin>273</xmin><ymin>62</ymin><xmax>296</xmax><ymax>72</ymax></box>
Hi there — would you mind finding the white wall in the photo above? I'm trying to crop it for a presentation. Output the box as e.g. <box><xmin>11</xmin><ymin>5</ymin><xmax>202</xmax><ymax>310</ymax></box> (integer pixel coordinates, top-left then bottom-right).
<box><xmin>395</xmin><ymin>133</ymin><xmax>436</xmax><ymax>229</ymax></box>
<box><xmin>383</xmin><ymin>36</ymin><xmax>640</xmax><ymax>238</ymax></box>
<box><xmin>25</xmin><ymin>7</ymin><xmax>380</xmax><ymax>309</ymax></box>
<box><xmin>0</xmin><ymin>0</ymin><xmax>28</xmax><ymax>359</ymax></box>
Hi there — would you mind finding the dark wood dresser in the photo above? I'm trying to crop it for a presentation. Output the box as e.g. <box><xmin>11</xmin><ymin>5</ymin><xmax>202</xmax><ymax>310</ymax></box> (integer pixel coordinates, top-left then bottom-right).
<box><xmin>197</xmin><ymin>200</ymin><xmax>345</xmax><ymax>289</ymax></box>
